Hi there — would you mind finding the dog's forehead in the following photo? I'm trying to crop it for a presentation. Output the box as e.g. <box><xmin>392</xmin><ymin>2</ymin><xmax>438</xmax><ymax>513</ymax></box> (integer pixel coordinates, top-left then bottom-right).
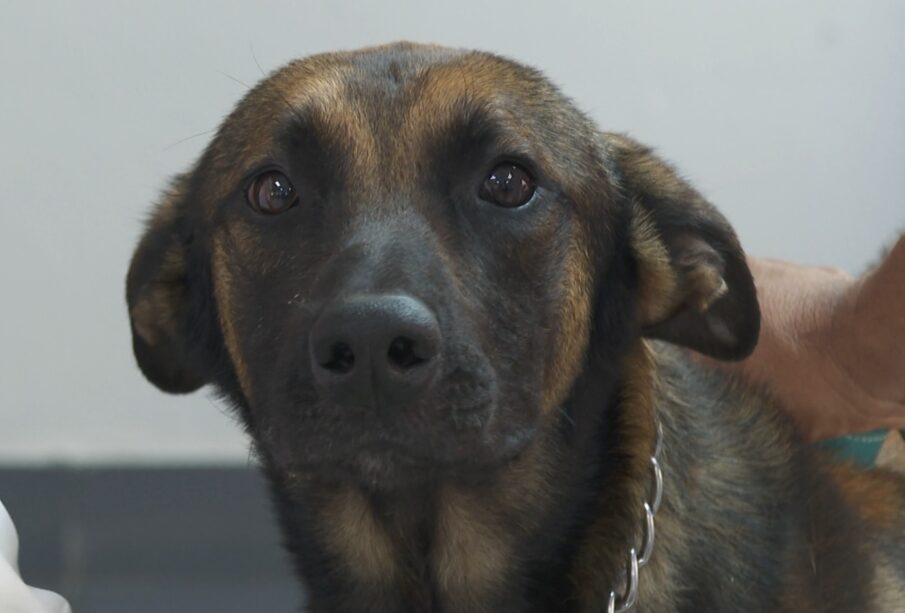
<box><xmin>198</xmin><ymin>43</ymin><xmax>574</xmax><ymax>207</ymax></box>
<box><xmin>270</xmin><ymin>42</ymin><xmax>551</xmax><ymax>123</ymax></box>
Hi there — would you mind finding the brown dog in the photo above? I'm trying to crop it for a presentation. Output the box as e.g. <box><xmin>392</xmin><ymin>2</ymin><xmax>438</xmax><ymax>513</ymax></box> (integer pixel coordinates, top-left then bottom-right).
<box><xmin>126</xmin><ymin>42</ymin><xmax>905</xmax><ymax>611</ymax></box>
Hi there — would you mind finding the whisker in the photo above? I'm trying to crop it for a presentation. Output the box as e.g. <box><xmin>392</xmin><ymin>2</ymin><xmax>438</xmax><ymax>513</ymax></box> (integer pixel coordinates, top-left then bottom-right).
<box><xmin>216</xmin><ymin>69</ymin><xmax>252</xmax><ymax>90</ymax></box>
<box><xmin>558</xmin><ymin>406</ymin><xmax>576</xmax><ymax>430</ymax></box>
<box><xmin>162</xmin><ymin>127</ymin><xmax>218</xmax><ymax>152</ymax></box>
<box><xmin>249</xmin><ymin>42</ymin><xmax>267</xmax><ymax>77</ymax></box>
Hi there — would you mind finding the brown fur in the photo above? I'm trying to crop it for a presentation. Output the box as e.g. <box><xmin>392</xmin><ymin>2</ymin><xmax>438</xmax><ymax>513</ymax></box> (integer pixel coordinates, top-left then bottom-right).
<box><xmin>629</xmin><ymin>202</ymin><xmax>681</xmax><ymax>325</ymax></box>
<box><xmin>210</xmin><ymin>233</ymin><xmax>254</xmax><ymax>400</ymax></box>
<box><xmin>829</xmin><ymin>462</ymin><xmax>905</xmax><ymax>532</ymax></box>
<box><xmin>569</xmin><ymin>344</ymin><xmax>661</xmax><ymax>608</ymax></box>
<box><xmin>318</xmin><ymin>486</ymin><xmax>398</xmax><ymax>587</ymax></box>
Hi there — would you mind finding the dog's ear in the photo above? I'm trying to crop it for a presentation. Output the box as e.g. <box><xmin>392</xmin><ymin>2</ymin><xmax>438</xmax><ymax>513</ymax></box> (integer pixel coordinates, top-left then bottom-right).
<box><xmin>607</xmin><ymin>133</ymin><xmax>760</xmax><ymax>361</ymax></box>
<box><xmin>126</xmin><ymin>176</ymin><xmax>207</xmax><ymax>393</ymax></box>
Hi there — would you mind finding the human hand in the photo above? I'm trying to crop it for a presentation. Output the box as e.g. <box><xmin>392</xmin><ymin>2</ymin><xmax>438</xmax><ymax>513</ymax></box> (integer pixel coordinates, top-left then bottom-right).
<box><xmin>703</xmin><ymin>235</ymin><xmax>905</xmax><ymax>441</ymax></box>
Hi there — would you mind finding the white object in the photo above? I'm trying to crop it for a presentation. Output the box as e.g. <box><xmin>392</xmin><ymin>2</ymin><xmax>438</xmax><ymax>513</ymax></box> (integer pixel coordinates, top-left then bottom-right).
<box><xmin>0</xmin><ymin>500</ymin><xmax>72</xmax><ymax>613</ymax></box>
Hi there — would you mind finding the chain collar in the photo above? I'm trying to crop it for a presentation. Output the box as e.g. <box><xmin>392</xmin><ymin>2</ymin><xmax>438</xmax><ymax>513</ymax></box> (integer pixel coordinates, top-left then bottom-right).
<box><xmin>607</xmin><ymin>419</ymin><xmax>664</xmax><ymax>613</ymax></box>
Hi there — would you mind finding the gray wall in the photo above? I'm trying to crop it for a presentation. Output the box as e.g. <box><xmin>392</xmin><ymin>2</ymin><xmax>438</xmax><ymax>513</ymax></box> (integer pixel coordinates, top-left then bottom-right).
<box><xmin>1</xmin><ymin>1</ymin><xmax>903</xmax><ymax>464</ymax></box>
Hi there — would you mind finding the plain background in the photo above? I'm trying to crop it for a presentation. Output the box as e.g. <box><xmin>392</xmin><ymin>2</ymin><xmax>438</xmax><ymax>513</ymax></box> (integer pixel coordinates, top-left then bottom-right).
<box><xmin>1</xmin><ymin>1</ymin><xmax>903</xmax><ymax>465</ymax></box>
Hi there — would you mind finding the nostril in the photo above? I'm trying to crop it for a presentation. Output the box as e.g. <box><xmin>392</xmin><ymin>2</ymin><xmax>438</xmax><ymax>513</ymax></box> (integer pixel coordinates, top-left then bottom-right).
<box><xmin>321</xmin><ymin>342</ymin><xmax>355</xmax><ymax>374</ymax></box>
<box><xmin>387</xmin><ymin>336</ymin><xmax>426</xmax><ymax>370</ymax></box>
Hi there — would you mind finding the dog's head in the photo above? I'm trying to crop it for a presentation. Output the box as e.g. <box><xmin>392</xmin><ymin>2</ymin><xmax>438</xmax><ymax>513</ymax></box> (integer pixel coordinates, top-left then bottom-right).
<box><xmin>127</xmin><ymin>43</ymin><xmax>758</xmax><ymax>487</ymax></box>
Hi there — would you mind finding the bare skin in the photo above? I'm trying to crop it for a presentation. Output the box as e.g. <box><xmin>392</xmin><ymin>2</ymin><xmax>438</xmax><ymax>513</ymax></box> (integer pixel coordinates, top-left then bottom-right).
<box><xmin>710</xmin><ymin>234</ymin><xmax>905</xmax><ymax>442</ymax></box>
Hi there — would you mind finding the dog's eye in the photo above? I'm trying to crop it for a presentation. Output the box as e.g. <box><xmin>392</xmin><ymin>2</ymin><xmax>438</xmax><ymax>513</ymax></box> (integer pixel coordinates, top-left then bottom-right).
<box><xmin>478</xmin><ymin>163</ymin><xmax>536</xmax><ymax>208</ymax></box>
<box><xmin>247</xmin><ymin>170</ymin><xmax>298</xmax><ymax>215</ymax></box>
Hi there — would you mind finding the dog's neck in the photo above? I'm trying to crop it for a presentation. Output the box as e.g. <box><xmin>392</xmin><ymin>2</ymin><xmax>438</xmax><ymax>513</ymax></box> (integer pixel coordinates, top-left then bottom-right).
<box><xmin>269</xmin><ymin>342</ymin><xmax>660</xmax><ymax>612</ymax></box>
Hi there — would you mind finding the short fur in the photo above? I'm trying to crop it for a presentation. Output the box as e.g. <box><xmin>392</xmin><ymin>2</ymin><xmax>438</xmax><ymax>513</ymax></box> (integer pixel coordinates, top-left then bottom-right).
<box><xmin>127</xmin><ymin>43</ymin><xmax>905</xmax><ymax>611</ymax></box>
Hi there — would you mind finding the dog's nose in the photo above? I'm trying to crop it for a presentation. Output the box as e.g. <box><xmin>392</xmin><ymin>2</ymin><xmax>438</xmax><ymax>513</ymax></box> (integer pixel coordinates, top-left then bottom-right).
<box><xmin>309</xmin><ymin>295</ymin><xmax>441</xmax><ymax>409</ymax></box>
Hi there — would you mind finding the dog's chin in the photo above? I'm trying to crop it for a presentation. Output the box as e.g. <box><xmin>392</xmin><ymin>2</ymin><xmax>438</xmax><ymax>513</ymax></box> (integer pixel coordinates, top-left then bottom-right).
<box><xmin>275</xmin><ymin>428</ymin><xmax>536</xmax><ymax>491</ymax></box>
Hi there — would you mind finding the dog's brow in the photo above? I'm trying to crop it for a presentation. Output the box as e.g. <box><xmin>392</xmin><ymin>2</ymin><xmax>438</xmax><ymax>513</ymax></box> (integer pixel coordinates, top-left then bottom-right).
<box><xmin>419</xmin><ymin>101</ymin><xmax>547</xmax><ymax>176</ymax></box>
<box><xmin>467</xmin><ymin>104</ymin><xmax>537</xmax><ymax>150</ymax></box>
<box><xmin>270</xmin><ymin>93</ymin><xmax>363</xmax><ymax>152</ymax></box>
<box><xmin>277</xmin><ymin>107</ymin><xmax>341</xmax><ymax>154</ymax></box>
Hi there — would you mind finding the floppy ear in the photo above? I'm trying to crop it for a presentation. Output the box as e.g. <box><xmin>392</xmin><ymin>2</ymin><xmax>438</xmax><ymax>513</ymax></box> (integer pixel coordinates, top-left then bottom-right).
<box><xmin>126</xmin><ymin>176</ymin><xmax>207</xmax><ymax>393</ymax></box>
<box><xmin>607</xmin><ymin>133</ymin><xmax>760</xmax><ymax>360</ymax></box>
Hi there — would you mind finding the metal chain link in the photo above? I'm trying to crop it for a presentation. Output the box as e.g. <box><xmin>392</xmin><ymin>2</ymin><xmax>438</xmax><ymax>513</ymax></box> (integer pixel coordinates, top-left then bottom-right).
<box><xmin>608</xmin><ymin>420</ymin><xmax>664</xmax><ymax>613</ymax></box>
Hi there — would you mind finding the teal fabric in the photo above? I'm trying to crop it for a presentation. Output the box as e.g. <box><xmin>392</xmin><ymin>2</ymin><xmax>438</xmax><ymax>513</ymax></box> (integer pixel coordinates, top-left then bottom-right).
<box><xmin>817</xmin><ymin>428</ymin><xmax>889</xmax><ymax>468</ymax></box>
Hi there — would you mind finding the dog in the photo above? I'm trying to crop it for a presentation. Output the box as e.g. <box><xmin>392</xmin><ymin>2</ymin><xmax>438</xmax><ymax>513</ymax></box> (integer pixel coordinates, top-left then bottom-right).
<box><xmin>126</xmin><ymin>42</ymin><xmax>905</xmax><ymax>611</ymax></box>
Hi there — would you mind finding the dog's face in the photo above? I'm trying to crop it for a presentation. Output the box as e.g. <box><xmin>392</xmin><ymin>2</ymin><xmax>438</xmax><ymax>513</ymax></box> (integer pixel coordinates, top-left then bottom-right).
<box><xmin>127</xmin><ymin>43</ymin><xmax>759</xmax><ymax>487</ymax></box>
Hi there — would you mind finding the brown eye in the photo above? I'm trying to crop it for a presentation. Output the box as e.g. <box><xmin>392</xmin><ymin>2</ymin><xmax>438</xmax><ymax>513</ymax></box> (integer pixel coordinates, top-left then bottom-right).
<box><xmin>247</xmin><ymin>170</ymin><xmax>298</xmax><ymax>214</ymax></box>
<box><xmin>478</xmin><ymin>163</ymin><xmax>536</xmax><ymax>208</ymax></box>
